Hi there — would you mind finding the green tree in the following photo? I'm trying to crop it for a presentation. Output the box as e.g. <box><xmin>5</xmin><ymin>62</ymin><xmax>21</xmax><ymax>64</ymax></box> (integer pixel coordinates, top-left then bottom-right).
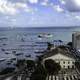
<box><xmin>44</xmin><ymin>59</ymin><xmax>61</xmax><ymax>75</ymax></box>
<box><xmin>47</xmin><ymin>42</ymin><xmax>52</xmax><ymax>50</ymax></box>
<box><xmin>75</xmin><ymin>61</ymin><xmax>80</xmax><ymax>71</ymax></box>
<box><xmin>30</xmin><ymin>64</ymin><xmax>47</xmax><ymax>80</ymax></box>
<box><xmin>67</xmin><ymin>42</ymin><xmax>72</xmax><ymax>48</ymax></box>
<box><xmin>0</xmin><ymin>68</ymin><xmax>15</xmax><ymax>75</ymax></box>
<box><xmin>26</xmin><ymin>60</ymin><xmax>35</xmax><ymax>71</ymax></box>
<box><xmin>16</xmin><ymin>59</ymin><xmax>25</xmax><ymax>69</ymax></box>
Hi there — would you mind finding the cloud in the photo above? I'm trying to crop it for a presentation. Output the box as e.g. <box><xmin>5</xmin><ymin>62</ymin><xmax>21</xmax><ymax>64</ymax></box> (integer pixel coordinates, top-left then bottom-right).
<box><xmin>41</xmin><ymin>2</ymin><xmax>48</xmax><ymax>6</ymax></box>
<box><xmin>53</xmin><ymin>5</ymin><xmax>64</xmax><ymax>12</ymax></box>
<box><xmin>0</xmin><ymin>0</ymin><xmax>17</xmax><ymax>15</ymax></box>
<box><xmin>73</xmin><ymin>0</ymin><xmax>80</xmax><ymax>7</ymax></box>
<box><xmin>15</xmin><ymin>2</ymin><xmax>32</xmax><ymax>12</ymax></box>
<box><xmin>15</xmin><ymin>3</ymin><xmax>27</xmax><ymax>8</ymax></box>
<box><xmin>65</xmin><ymin>0</ymin><xmax>80</xmax><ymax>12</ymax></box>
<box><xmin>0</xmin><ymin>0</ymin><xmax>31</xmax><ymax>15</ymax></box>
<box><xmin>40</xmin><ymin>0</ymin><xmax>50</xmax><ymax>6</ymax></box>
<box><xmin>75</xmin><ymin>15</ymin><xmax>80</xmax><ymax>20</ymax></box>
<box><xmin>60</xmin><ymin>0</ymin><xmax>66</xmax><ymax>5</ymax></box>
<box><xmin>28</xmin><ymin>0</ymin><xmax>38</xmax><ymax>4</ymax></box>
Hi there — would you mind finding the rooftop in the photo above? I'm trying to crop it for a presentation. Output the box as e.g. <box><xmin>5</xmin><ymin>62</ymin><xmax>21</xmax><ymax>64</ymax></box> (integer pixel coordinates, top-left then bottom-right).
<box><xmin>41</xmin><ymin>46</ymin><xmax>78</xmax><ymax>60</ymax></box>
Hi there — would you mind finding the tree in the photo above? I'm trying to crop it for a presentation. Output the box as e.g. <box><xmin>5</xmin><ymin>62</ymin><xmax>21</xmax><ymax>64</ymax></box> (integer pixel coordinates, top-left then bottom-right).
<box><xmin>44</xmin><ymin>59</ymin><xmax>61</xmax><ymax>75</ymax></box>
<box><xmin>75</xmin><ymin>61</ymin><xmax>80</xmax><ymax>71</ymax></box>
<box><xmin>47</xmin><ymin>42</ymin><xmax>52</xmax><ymax>50</ymax></box>
<box><xmin>36</xmin><ymin>56</ymin><xmax>43</xmax><ymax>65</ymax></box>
<box><xmin>30</xmin><ymin>64</ymin><xmax>47</xmax><ymax>80</ymax></box>
<box><xmin>0</xmin><ymin>68</ymin><xmax>15</xmax><ymax>75</ymax></box>
<box><xmin>16</xmin><ymin>59</ymin><xmax>25</xmax><ymax>69</ymax></box>
<box><xmin>67</xmin><ymin>42</ymin><xmax>72</xmax><ymax>48</ymax></box>
<box><xmin>26</xmin><ymin>60</ymin><xmax>35</xmax><ymax>71</ymax></box>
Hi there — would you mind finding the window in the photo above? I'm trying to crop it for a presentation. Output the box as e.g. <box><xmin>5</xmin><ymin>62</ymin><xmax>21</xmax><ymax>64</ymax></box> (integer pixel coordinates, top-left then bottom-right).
<box><xmin>68</xmin><ymin>66</ymin><xmax>70</xmax><ymax>69</ymax></box>
<box><xmin>63</xmin><ymin>61</ymin><xmax>65</xmax><ymax>64</ymax></box>
<box><xmin>68</xmin><ymin>61</ymin><xmax>70</xmax><ymax>64</ymax></box>
<box><xmin>63</xmin><ymin>66</ymin><xmax>65</xmax><ymax>68</ymax></box>
<box><xmin>58</xmin><ymin>61</ymin><xmax>60</xmax><ymax>64</ymax></box>
<box><xmin>72</xmin><ymin>65</ymin><xmax>74</xmax><ymax>69</ymax></box>
<box><xmin>72</xmin><ymin>62</ymin><xmax>74</xmax><ymax>64</ymax></box>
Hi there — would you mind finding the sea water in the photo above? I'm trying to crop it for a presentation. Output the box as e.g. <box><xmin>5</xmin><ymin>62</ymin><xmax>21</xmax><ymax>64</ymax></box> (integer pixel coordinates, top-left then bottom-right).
<box><xmin>0</xmin><ymin>27</ymin><xmax>80</xmax><ymax>70</ymax></box>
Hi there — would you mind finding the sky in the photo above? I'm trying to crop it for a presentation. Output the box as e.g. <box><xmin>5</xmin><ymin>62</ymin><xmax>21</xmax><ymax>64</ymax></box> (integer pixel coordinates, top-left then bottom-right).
<box><xmin>0</xmin><ymin>0</ymin><xmax>80</xmax><ymax>27</ymax></box>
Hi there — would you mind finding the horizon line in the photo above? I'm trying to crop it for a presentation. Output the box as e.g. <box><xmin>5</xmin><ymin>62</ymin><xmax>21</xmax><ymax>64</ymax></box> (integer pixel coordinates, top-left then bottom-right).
<box><xmin>0</xmin><ymin>26</ymin><xmax>80</xmax><ymax>29</ymax></box>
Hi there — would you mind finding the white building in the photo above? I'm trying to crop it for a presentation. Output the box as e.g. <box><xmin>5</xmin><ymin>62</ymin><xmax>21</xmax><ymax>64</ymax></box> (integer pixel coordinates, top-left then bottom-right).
<box><xmin>42</xmin><ymin>47</ymin><xmax>76</xmax><ymax>69</ymax></box>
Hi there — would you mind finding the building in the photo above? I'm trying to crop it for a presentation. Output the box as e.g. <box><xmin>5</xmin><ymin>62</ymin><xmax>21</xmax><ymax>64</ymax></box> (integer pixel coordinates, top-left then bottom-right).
<box><xmin>72</xmin><ymin>32</ymin><xmax>80</xmax><ymax>50</ymax></box>
<box><xmin>42</xmin><ymin>46</ymin><xmax>76</xmax><ymax>69</ymax></box>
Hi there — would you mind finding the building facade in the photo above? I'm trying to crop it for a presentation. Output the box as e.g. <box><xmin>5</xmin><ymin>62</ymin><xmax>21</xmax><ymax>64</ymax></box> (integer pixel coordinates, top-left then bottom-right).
<box><xmin>72</xmin><ymin>32</ymin><xmax>80</xmax><ymax>50</ymax></box>
<box><xmin>42</xmin><ymin>47</ymin><xmax>76</xmax><ymax>69</ymax></box>
<box><xmin>43</xmin><ymin>53</ymin><xmax>75</xmax><ymax>69</ymax></box>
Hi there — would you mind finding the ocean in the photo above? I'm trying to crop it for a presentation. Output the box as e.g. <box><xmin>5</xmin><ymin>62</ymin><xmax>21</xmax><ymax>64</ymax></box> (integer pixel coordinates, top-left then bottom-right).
<box><xmin>0</xmin><ymin>27</ymin><xmax>80</xmax><ymax>42</ymax></box>
<box><xmin>0</xmin><ymin>27</ymin><xmax>80</xmax><ymax>70</ymax></box>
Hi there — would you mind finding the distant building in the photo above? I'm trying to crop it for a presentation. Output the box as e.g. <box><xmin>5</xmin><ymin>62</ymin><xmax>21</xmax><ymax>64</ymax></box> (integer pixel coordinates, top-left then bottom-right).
<box><xmin>53</xmin><ymin>40</ymin><xmax>64</xmax><ymax>47</ymax></box>
<box><xmin>42</xmin><ymin>47</ymin><xmax>76</xmax><ymax>69</ymax></box>
<box><xmin>72</xmin><ymin>32</ymin><xmax>80</xmax><ymax>50</ymax></box>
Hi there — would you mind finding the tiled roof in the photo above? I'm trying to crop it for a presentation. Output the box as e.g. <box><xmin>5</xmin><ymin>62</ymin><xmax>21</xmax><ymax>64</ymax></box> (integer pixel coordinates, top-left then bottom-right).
<box><xmin>41</xmin><ymin>46</ymin><xmax>77</xmax><ymax>59</ymax></box>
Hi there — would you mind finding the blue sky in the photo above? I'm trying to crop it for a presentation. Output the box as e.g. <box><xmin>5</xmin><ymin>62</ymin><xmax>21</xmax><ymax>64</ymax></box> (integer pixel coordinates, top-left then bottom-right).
<box><xmin>0</xmin><ymin>0</ymin><xmax>80</xmax><ymax>27</ymax></box>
